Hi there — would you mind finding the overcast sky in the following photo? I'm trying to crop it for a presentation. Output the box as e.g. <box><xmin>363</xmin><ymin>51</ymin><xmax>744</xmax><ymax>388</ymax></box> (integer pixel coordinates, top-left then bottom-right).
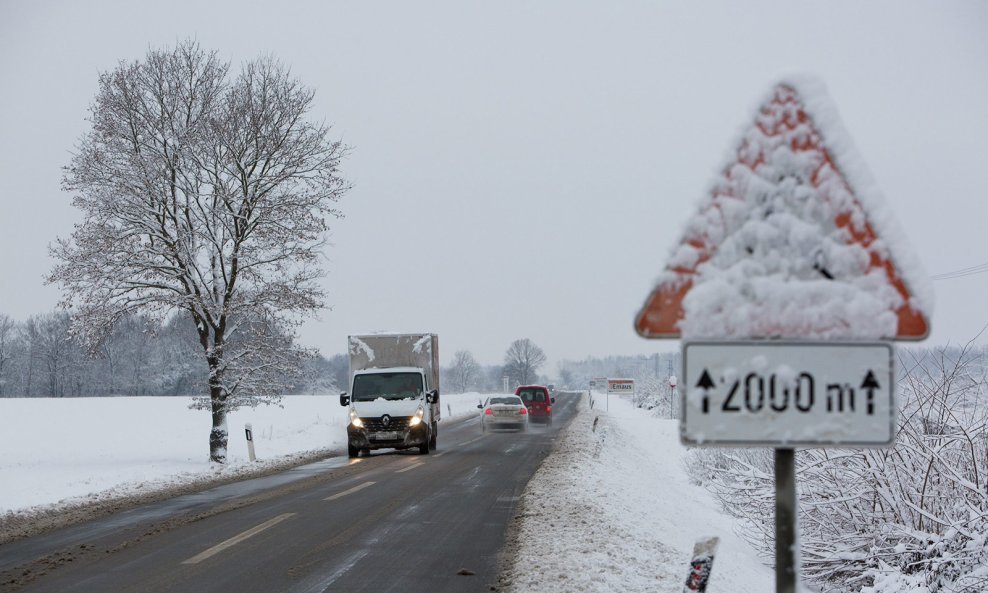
<box><xmin>1</xmin><ymin>1</ymin><xmax>987</xmax><ymax>373</ymax></box>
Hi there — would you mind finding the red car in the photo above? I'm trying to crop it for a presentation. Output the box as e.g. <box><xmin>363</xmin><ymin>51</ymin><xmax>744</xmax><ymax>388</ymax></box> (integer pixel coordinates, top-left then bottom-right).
<box><xmin>515</xmin><ymin>385</ymin><xmax>555</xmax><ymax>425</ymax></box>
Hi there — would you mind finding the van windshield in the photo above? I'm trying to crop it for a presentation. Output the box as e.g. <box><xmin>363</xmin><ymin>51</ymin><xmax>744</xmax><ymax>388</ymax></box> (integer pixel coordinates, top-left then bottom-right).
<box><xmin>352</xmin><ymin>372</ymin><xmax>423</xmax><ymax>402</ymax></box>
<box><xmin>518</xmin><ymin>389</ymin><xmax>547</xmax><ymax>403</ymax></box>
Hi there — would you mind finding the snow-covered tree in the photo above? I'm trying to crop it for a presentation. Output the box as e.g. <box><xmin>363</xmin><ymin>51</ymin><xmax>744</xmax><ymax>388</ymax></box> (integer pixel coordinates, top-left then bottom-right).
<box><xmin>447</xmin><ymin>350</ymin><xmax>480</xmax><ymax>393</ymax></box>
<box><xmin>0</xmin><ymin>314</ymin><xmax>16</xmax><ymax>396</ymax></box>
<box><xmin>504</xmin><ymin>339</ymin><xmax>547</xmax><ymax>386</ymax></box>
<box><xmin>49</xmin><ymin>40</ymin><xmax>349</xmax><ymax>462</ymax></box>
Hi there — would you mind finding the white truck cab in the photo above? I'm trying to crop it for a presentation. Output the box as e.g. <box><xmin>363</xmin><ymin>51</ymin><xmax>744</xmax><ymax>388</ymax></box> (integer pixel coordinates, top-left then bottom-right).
<box><xmin>339</xmin><ymin>334</ymin><xmax>440</xmax><ymax>457</ymax></box>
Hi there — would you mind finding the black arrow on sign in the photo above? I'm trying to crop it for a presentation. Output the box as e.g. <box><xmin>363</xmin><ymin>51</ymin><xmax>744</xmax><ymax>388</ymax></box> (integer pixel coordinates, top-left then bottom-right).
<box><xmin>696</xmin><ymin>370</ymin><xmax>715</xmax><ymax>414</ymax></box>
<box><xmin>861</xmin><ymin>370</ymin><xmax>880</xmax><ymax>415</ymax></box>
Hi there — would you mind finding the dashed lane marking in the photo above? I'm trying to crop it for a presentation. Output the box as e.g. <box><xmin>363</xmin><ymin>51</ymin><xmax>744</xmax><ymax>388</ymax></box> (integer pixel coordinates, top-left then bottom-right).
<box><xmin>324</xmin><ymin>481</ymin><xmax>376</xmax><ymax>501</ymax></box>
<box><xmin>395</xmin><ymin>463</ymin><xmax>424</xmax><ymax>473</ymax></box>
<box><xmin>181</xmin><ymin>513</ymin><xmax>296</xmax><ymax>564</ymax></box>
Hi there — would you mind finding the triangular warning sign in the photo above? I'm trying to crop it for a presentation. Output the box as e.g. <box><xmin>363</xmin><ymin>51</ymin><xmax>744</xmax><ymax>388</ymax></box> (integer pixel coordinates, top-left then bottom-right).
<box><xmin>635</xmin><ymin>78</ymin><xmax>932</xmax><ymax>341</ymax></box>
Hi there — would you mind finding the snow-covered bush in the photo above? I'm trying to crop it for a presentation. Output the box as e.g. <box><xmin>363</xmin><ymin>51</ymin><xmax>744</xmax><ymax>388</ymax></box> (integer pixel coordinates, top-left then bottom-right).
<box><xmin>685</xmin><ymin>344</ymin><xmax>988</xmax><ymax>593</ymax></box>
<box><xmin>632</xmin><ymin>373</ymin><xmax>673</xmax><ymax>418</ymax></box>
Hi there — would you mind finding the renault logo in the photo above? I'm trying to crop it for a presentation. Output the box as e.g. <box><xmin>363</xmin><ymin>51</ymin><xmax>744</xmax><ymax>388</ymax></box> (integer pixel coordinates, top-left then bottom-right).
<box><xmin>381</xmin><ymin>414</ymin><xmax>391</xmax><ymax>427</ymax></box>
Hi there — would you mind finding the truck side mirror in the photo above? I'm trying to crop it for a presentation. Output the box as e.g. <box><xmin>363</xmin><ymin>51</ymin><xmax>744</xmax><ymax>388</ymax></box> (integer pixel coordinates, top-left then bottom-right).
<box><xmin>339</xmin><ymin>392</ymin><xmax>350</xmax><ymax>407</ymax></box>
<box><xmin>551</xmin><ymin>397</ymin><xmax>556</xmax><ymax>403</ymax></box>
<box><xmin>476</xmin><ymin>403</ymin><xmax>483</xmax><ymax>409</ymax></box>
<box><xmin>426</xmin><ymin>390</ymin><xmax>439</xmax><ymax>404</ymax></box>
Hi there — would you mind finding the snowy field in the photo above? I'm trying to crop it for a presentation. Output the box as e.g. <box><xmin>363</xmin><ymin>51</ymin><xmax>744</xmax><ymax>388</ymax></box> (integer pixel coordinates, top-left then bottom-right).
<box><xmin>0</xmin><ymin>393</ymin><xmax>487</xmax><ymax>514</ymax></box>
<box><xmin>1</xmin><ymin>392</ymin><xmax>782</xmax><ymax>591</ymax></box>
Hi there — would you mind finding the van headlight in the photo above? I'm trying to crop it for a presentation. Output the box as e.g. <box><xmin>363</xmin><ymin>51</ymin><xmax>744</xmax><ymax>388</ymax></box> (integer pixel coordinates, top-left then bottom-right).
<box><xmin>349</xmin><ymin>410</ymin><xmax>364</xmax><ymax>428</ymax></box>
<box><xmin>409</xmin><ymin>407</ymin><xmax>425</xmax><ymax>427</ymax></box>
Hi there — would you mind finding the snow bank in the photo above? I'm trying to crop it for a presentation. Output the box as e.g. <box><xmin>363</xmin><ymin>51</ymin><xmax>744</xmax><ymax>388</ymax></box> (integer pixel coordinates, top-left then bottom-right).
<box><xmin>500</xmin><ymin>393</ymin><xmax>775</xmax><ymax>593</ymax></box>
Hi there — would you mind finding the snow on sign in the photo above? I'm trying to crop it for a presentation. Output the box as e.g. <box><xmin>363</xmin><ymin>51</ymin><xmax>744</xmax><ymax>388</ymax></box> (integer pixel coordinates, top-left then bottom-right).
<box><xmin>634</xmin><ymin>77</ymin><xmax>932</xmax><ymax>342</ymax></box>
<box><xmin>682</xmin><ymin>341</ymin><xmax>894</xmax><ymax>446</ymax></box>
<box><xmin>607</xmin><ymin>378</ymin><xmax>634</xmax><ymax>394</ymax></box>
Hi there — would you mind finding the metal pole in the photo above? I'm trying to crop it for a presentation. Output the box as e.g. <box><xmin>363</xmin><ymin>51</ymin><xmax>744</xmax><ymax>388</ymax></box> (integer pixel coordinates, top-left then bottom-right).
<box><xmin>775</xmin><ymin>448</ymin><xmax>797</xmax><ymax>593</ymax></box>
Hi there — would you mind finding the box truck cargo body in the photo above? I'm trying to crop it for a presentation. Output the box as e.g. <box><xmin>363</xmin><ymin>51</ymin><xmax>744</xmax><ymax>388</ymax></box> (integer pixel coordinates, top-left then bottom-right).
<box><xmin>339</xmin><ymin>333</ymin><xmax>440</xmax><ymax>457</ymax></box>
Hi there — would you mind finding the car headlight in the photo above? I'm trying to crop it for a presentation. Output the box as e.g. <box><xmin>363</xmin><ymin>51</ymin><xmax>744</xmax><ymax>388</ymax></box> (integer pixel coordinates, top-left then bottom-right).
<box><xmin>409</xmin><ymin>407</ymin><xmax>425</xmax><ymax>427</ymax></box>
<box><xmin>349</xmin><ymin>411</ymin><xmax>364</xmax><ymax>428</ymax></box>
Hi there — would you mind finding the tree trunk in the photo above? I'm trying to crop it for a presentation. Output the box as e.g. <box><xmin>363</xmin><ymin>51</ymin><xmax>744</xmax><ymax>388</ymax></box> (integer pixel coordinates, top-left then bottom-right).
<box><xmin>208</xmin><ymin>355</ymin><xmax>228</xmax><ymax>463</ymax></box>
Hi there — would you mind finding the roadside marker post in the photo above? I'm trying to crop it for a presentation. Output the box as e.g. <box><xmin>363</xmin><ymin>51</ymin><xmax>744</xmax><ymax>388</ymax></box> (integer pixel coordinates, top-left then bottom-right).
<box><xmin>633</xmin><ymin>79</ymin><xmax>932</xmax><ymax>593</ymax></box>
<box><xmin>683</xmin><ymin>536</ymin><xmax>720</xmax><ymax>593</ymax></box>
<box><xmin>245</xmin><ymin>423</ymin><xmax>257</xmax><ymax>462</ymax></box>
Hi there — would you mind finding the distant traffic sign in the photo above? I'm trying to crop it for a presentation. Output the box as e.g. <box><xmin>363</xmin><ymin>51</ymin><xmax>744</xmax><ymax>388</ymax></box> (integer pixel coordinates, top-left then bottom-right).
<box><xmin>607</xmin><ymin>379</ymin><xmax>634</xmax><ymax>394</ymax></box>
<box><xmin>682</xmin><ymin>341</ymin><xmax>894</xmax><ymax>446</ymax></box>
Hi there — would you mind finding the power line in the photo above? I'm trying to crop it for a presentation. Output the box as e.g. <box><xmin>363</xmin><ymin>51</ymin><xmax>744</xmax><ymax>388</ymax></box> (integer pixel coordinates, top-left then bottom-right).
<box><xmin>931</xmin><ymin>261</ymin><xmax>988</xmax><ymax>281</ymax></box>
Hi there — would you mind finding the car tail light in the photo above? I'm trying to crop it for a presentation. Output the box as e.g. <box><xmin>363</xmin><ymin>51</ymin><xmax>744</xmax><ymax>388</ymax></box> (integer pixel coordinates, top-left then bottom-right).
<box><xmin>484</xmin><ymin>407</ymin><xmax>493</xmax><ymax>415</ymax></box>
<box><xmin>546</xmin><ymin>406</ymin><xmax>551</xmax><ymax>413</ymax></box>
<box><xmin>519</xmin><ymin>407</ymin><xmax>527</xmax><ymax>415</ymax></box>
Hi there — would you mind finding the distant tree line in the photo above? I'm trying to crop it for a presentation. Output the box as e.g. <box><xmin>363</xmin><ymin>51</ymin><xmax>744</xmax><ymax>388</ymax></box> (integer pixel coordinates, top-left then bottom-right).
<box><xmin>0</xmin><ymin>322</ymin><xmax>597</xmax><ymax>399</ymax></box>
<box><xmin>556</xmin><ymin>351</ymin><xmax>681</xmax><ymax>390</ymax></box>
<box><xmin>439</xmin><ymin>338</ymin><xmax>551</xmax><ymax>394</ymax></box>
<box><xmin>0</xmin><ymin>311</ymin><xmax>331</xmax><ymax>397</ymax></box>
<box><xmin>0</xmin><ymin>316</ymin><xmax>562</xmax><ymax>398</ymax></box>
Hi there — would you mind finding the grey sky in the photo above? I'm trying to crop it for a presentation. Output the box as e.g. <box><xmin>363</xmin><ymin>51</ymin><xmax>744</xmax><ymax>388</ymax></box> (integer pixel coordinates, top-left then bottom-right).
<box><xmin>2</xmin><ymin>1</ymin><xmax>987</xmax><ymax>373</ymax></box>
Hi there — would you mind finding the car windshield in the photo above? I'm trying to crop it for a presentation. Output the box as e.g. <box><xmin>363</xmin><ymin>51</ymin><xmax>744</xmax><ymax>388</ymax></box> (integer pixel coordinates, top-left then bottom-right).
<box><xmin>351</xmin><ymin>372</ymin><xmax>423</xmax><ymax>402</ymax></box>
<box><xmin>518</xmin><ymin>389</ymin><xmax>546</xmax><ymax>402</ymax></box>
<box><xmin>489</xmin><ymin>397</ymin><xmax>521</xmax><ymax>405</ymax></box>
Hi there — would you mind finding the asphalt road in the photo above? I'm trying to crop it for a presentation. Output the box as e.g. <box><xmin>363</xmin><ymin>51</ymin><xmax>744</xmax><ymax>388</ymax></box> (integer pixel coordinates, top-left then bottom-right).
<box><xmin>1</xmin><ymin>392</ymin><xmax>580</xmax><ymax>593</ymax></box>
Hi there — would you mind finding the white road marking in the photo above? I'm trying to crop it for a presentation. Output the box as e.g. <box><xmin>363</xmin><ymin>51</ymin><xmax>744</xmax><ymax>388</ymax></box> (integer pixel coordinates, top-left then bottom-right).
<box><xmin>181</xmin><ymin>513</ymin><xmax>295</xmax><ymax>564</ymax></box>
<box><xmin>395</xmin><ymin>463</ymin><xmax>423</xmax><ymax>473</ymax></box>
<box><xmin>290</xmin><ymin>549</ymin><xmax>370</xmax><ymax>593</ymax></box>
<box><xmin>324</xmin><ymin>481</ymin><xmax>376</xmax><ymax>501</ymax></box>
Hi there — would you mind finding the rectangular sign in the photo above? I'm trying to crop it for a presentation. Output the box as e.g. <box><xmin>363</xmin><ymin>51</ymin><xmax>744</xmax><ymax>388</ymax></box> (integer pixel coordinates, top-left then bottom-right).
<box><xmin>607</xmin><ymin>378</ymin><xmax>635</xmax><ymax>394</ymax></box>
<box><xmin>681</xmin><ymin>341</ymin><xmax>894</xmax><ymax>447</ymax></box>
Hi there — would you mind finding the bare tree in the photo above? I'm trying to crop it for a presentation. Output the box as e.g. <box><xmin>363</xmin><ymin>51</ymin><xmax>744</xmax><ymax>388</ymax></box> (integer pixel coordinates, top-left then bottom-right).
<box><xmin>0</xmin><ymin>314</ymin><xmax>16</xmax><ymax>396</ymax></box>
<box><xmin>49</xmin><ymin>40</ymin><xmax>349</xmax><ymax>461</ymax></box>
<box><xmin>24</xmin><ymin>313</ymin><xmax>76</xmax><ymax>397</ymax></box>
<box><xmin>504</xmin><ymin>338</ymin><xmax>547</xmax><ymax>386</ymax></box>
<box><xmin>447</xmin><ymin>350</ymin><xmax>480</xmax><ymax>393</ymax></box>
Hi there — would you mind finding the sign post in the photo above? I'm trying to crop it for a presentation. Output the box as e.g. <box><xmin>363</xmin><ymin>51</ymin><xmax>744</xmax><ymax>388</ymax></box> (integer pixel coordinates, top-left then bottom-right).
<box><xmin>684</xmin><ymin>341</ymin><xmax>894</xmax><ymax>593</ymax></box>
<box><xmin>633</xmin><ymin>79</ymin><xmax>932</xmax><ymax>593</ymax></box>
<box><xmin>775</xmin><ymin>449</ymin><xmax>796</xmax><ymax>593</ymax></box>
<box><xmin>669</xmin><ymin>375</ymin><xmax>678</xmax><ymax>419</ymax></box>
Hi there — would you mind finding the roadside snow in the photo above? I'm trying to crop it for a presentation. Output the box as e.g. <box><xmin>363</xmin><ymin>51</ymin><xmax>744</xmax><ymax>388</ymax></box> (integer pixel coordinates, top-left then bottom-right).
<box><xmin>499</xmin><ymin>392</ymin><xmax>775</xmax><ymax>593</ymax></box>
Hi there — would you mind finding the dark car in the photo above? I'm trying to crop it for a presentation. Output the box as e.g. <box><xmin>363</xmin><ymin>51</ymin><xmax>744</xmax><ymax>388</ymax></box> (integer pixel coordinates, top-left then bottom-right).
<box><xmin>515</xmin><ymin>385</ymin><xmax>555</xmax><ymax>425</ymax></box>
